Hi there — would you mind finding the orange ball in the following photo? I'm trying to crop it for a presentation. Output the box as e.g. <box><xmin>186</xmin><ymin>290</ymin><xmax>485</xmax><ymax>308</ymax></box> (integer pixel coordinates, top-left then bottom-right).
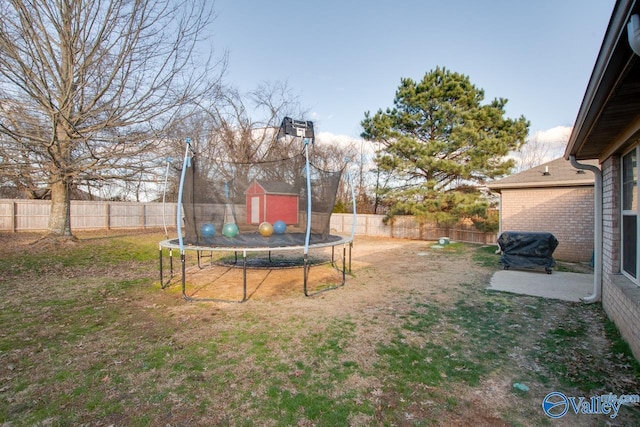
<box><xmin>259</xmin><ymin>221</ymin><xmax>273</xmax><ymax>237</ymax></box>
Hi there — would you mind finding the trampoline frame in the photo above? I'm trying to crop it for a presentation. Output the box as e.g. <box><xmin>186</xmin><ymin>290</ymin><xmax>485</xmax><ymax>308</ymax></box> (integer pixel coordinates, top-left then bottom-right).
<box><xmin>159</xmin><ymin>235</ymin><xmax>353</xmax><ymax>302</ymax></box>
<box><xmin>161</xmin><ymin>119</ymin><xmax>357</xmax><ymax>302</ymax></box>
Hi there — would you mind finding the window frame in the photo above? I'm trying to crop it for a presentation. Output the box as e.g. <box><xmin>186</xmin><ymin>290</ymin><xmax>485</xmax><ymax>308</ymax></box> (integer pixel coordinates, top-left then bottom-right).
<box><xmin>621</xmin><ymin>145</ymin><xmax>639</xmax><ymax>283</ymax></box>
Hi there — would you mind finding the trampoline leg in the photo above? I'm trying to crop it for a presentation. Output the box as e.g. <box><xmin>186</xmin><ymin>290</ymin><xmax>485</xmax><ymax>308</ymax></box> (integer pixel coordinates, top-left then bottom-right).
<box><xmin>197</xmin><ymin>250</ymin><xmax>213</xmax><ymax>269</ymax></box>
<box><xmin>175</xmin><ymin>249</ymin><xmax>247</xmax><ymax>304</ymax></box>
<box><xmin>343</xmin><ymin>245</ymin><xmax>346</xmax><ymax>283</ymax></box>
<box><xmin>303</xmin><ymin>246</ymin><xmax>347</xmax><ymax>297</ymax></box>
<box><xmin>159</xmin><ymin>247</ymin><xmax>163</xmax><ymax>286</ymax></box>
<box><xmin>303</xmin><ymin>254</ymin><xmax>310</xmax><ymax>297</ymax></box>
<box><xmin>348</xmin><ymin>242</ymin><xmax>352</xmax><ymax>273</ymax></box>
<box><xmin>159</xmin><ymin>247</ymin><xmax>174</xmax><ymax>289</ymax></box>
<box><xmin>242</xmin><ymin>252</ymin><xmax>248</xmax><ymax>302</ymax></box>
<box><xmin>169</xmin><ymin>249</ymin><xmax>173</xmax><ymax>278</ymax></box>
<box><xmin>181</xmin><ymin>252</ymin><xmax>188</xmax><ymax>301</ymax></box>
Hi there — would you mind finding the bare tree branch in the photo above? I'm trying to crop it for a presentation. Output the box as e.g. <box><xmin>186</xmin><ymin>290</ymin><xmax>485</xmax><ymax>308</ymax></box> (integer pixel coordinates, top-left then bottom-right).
<box><xmin>0</xmin><ymin>0</ymin><xmax>226</xmax><ymax>236</ymax></box>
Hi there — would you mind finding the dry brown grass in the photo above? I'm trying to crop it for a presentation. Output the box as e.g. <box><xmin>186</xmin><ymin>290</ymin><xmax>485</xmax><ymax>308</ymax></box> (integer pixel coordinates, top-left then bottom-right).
<box><xmin>0</xmin><ymin>230</ymin><xmax>638</xmax><ymax>426</ymax></box>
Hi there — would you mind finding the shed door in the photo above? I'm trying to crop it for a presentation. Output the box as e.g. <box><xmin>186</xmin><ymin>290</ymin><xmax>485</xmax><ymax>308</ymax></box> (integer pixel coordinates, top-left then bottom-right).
<box><xmin>251</xmin><ymin>197</ymin><xmax>260</xmax><ymax>223</ymax></box>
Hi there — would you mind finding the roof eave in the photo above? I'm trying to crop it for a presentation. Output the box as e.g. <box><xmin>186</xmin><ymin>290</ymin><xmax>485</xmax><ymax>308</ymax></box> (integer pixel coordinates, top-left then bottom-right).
<box><xmin>487</xmin><ymin>180</ymin><xmax>595</xmax><ymax>191</ymax></box>
<box><xmin>564</xmin><ymin>0</ymin><xmax>638</xmax><ymax>161</ymax></box>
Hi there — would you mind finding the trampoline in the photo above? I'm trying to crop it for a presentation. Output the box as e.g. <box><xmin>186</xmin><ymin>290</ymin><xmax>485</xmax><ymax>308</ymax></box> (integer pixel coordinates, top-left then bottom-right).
<box><xmin>159</xmin><ymin>117</ymin><xmax>356</xmax><ymax>302</ymax></box>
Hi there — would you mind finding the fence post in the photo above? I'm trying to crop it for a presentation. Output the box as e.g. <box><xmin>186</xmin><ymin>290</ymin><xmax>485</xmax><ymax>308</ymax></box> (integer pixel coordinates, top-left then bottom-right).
<box><xmin>11</xmin><ymin>201</ymin><xmax>16</xmax><ymax>233</ymax></box>
<box><xmin>105</xmin><ymin>203</ymin><xmax>110</xmax><ymax>230</ymax></box>
<box><xmin>174</xmin><ymin>203</ymin><xmax>179</xmax><ymax>231</ymax></box>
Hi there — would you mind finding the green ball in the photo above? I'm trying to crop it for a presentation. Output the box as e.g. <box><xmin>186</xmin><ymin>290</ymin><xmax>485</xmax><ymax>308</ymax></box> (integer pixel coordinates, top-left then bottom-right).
<box><xmin>222</xmin><ymin>223</ymin><xmax>239</xmax><ymax>238</ymax></box>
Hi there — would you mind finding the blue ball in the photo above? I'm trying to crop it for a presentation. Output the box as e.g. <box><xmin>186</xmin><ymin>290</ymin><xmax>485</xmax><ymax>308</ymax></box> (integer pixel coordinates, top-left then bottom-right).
<box><xmin>200</xmin><ymin>223</ymin><xmax>215</xmax><ymax>238</ymax></box>
<box><xmin>273</xmin><ymin>220</ymin><xmax>287</xmax><ymax>235</ymax></box>
<box><xmin>222</xmin><ymin>223</ymin><xmax>239</xmax><ymax>238</ymax></box>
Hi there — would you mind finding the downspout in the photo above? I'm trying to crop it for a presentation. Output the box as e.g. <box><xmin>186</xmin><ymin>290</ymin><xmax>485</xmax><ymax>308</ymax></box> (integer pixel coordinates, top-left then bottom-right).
<box><xmin>628</xmin><ymin>14</ymin><xmax>640</xmax><ymax>56</ymax></box>
<box><xmin>570</xmin><ymin>156</ymin><xmax>602</xmax><ymax>303</ymax></box>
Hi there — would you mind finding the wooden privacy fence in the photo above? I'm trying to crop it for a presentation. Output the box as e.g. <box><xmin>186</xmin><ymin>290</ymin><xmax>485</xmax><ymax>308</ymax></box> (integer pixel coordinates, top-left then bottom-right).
<box><xmin>0</xmin><ymin>199</ymin><xmax>497</xmax><ymax>244</ymax></box>
<box><xmin>329</xmin><ymin>213</ymin><xmax>497</xmax><ymax>245</ymax></box>
<box><xmin>0</xmin><ymin>199</ymin><xmax>177</xmax><ymax>232</ymax></box>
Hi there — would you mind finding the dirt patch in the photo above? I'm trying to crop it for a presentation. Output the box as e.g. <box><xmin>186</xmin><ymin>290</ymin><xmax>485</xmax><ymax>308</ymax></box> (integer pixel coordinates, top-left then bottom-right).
<box><xmin>159</xmin><ymin>236</ymin><xmax>639</xmax><ymax>426</ymax></box>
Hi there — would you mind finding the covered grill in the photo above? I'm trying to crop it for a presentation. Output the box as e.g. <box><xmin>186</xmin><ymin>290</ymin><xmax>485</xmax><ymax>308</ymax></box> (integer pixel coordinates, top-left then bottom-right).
<box><xmin>497</xmin><ymin>231</ymin><xmax>558</xmax><ymax>274</ymax></box>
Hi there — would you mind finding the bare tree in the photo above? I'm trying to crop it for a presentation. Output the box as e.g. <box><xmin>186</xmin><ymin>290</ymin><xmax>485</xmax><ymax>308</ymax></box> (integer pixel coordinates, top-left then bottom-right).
<box><xmin>511</xmin><ymin>129</ymin><xmax>570</xmax><ymax>172</ymax></box>
<box><xmin>162</xmin><ymin>81</ymin><xmax>307</xmax><ymax>188</ymax></box>
<box><xmin>203</xmin><ymin>81</ymin><xmax>306</xmax><ymax>163</ymax></box>
<box><xmin>512</xmin><ymin>134</ymin><xmax>552</xmax><ymax>172</ymax></box>
<box><xmin>161</xmin><ymin>83</ymin><xmax>360</xmax><ymax>213</ymax></box>
<box><xmin>0</xmin><ymin>0</ymin><xmax>225</xmax><ymax>238</ymax></box>
<box><xmin>311</xmin><ymin>136</ymin><xmax>359</xmax><ymax>212</ymax></box>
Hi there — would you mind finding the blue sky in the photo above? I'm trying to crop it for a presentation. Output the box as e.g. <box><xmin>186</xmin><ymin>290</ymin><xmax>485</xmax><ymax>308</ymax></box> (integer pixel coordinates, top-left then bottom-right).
<box><xmin>209</xmin><ymin>0</ymin><xmax>615</xmax><ymax>143</ymax></box>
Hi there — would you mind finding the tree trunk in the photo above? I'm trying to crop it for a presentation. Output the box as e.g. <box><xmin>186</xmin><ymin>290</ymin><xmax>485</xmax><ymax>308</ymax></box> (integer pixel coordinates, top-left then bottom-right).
<box><xmin>46</xmin><ymin>111</ymin><xmax>75</xmax><ymax>238</ymax></box>
<box><xmin>47</xmin><ymin>177</ymin><xmax>74</xmax><ymax>238</ymax></box>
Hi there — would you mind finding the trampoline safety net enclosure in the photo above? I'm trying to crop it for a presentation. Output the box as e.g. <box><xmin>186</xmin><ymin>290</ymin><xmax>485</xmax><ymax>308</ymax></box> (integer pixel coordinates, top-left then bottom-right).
<box><xmin>180</xmin><ymin>149</ymin><xmax>342</xmax><ymax>248</ymax></box>
<box><xmin>159</xmin><ymin>117</ymin><xmax>356</xmax><ymax>302</ymax></box>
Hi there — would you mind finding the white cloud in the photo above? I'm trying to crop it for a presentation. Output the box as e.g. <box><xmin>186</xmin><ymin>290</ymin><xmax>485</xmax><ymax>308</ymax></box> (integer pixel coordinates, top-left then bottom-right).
<box><xmin>315</xmin><ymin>131</ymin><xmax>375</xmax><ymax>153</ymax></box>
<box><xmin>314</xmin><ymin>132</ymin><xmax>379</xmax><ymax>167</ymax></box>
<box><xmin>531</xmin><ymin>125</ymin><xmax>572</xmax><ymax>161</ymax></box>
<box><xmin>507</xmin><ymin>125</ymin><xmax>574</xmax><ymax>171</ymax></box>
<box><xmin>316</xmin><ymin>131</ymin><xmax>355</xmax><ymax>144</ymax></box>
<box><xmin>531</xmin><ymin>125</ymin><xmax>572</xmax><ymax>149</ymax></box>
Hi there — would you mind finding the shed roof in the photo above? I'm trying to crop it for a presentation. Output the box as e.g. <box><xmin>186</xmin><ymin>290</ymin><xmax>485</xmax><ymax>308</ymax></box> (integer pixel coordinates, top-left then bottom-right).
<box><xmin>254</xmin><ymin>180</ymin><xmax>298</xmax><ymax>195</ymax></box>
<box><xmin>486</xmin><ymin>158</ymin><xmax>598</xmax><ymax>191</ymax></box>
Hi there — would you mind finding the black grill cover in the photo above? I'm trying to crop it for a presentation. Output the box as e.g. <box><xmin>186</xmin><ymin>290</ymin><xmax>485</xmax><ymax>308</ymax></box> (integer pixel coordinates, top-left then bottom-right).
<box><xmin>497</xmin><ymin>231</ymin><xmax>558</xmax><ymax>270</ymax></box>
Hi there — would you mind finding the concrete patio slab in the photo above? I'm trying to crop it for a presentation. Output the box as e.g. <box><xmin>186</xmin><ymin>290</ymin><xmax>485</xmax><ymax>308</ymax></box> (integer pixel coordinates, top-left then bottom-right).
<box><xmin>488</xmin><ymin>270</ymin><xmax>594</xmax><ymax>302</ymax></box>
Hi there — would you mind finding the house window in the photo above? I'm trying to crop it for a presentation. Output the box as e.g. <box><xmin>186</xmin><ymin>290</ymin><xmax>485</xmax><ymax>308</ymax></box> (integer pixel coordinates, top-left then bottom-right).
<box><xmin>622</xmin><ymin>147</ymin><xmax>638</xmax><ymax>281</ymax></box>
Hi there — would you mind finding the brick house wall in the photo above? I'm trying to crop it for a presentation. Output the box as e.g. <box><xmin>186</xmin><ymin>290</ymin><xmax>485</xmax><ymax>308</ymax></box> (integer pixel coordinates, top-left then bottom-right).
<box><xmin>499</xmin><ymin>186</ymin><xmax>594</xmax><ymax>262</ymax></box>
<box><xmin>600</xmin><ymin>155</ymin><xmax>640</xmax><ymax>360</ymax></box>
<box><xmin>561</xmin><ymin>0</ymin><xmax>640</xmax><ymax>363</ymax></box>
<box><xmin>601</xmin><ymin>155</ymin><xmax>620</xmax><ymax>275</ymax></box>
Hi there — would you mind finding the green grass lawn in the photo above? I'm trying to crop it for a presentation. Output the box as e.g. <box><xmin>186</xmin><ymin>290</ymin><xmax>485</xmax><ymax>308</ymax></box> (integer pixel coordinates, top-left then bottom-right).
<box><xmin>0</xmin><ymin>231</ymin><xmax>638</xmax><ymax>426</ymax></box>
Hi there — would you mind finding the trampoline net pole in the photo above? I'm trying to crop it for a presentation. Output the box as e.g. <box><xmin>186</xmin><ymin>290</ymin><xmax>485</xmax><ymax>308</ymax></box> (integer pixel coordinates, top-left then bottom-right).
<box><xmin>176</xmin><ymin>138</ymin><xmax>192</xmax><ymax>252</ymax></box>
<box><xmin>303</xmin><ymin>138</ymin><xmax>312</xmax><ymax>255</ymax></box>
<box><xmin>346</xmin><ymin>159</ymin><xmax>357</xmax><ymax>240</ymax></box>
<box><xmin>162</xmin><ymin>157</ymin><xmax>172</xmax><ymax>238</ymax></box>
